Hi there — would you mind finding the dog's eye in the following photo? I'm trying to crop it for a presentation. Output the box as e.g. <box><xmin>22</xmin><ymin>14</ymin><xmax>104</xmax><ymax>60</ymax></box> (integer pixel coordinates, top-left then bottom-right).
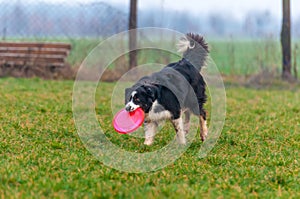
<box><xmin>134</xmin><ymin>97</ymin><xmax>140</xmax><ymax>102</ymax></box>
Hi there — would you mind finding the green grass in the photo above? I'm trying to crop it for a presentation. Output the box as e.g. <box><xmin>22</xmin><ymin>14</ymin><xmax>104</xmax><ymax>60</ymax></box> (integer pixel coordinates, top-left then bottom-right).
<box><xmin>68</xmin><ymin>38</ymin><xmax>300</xmax><ymax>76</ymax></box>
<box><xmin>209</xmin><ymin>40</ymin><xmax>282</xmax><ymax>75</ymax></box>
<box><xmin>0</xmin><ymin>78</ymin><xmax>299</xmax><ymax>198</ymax></box>
<box><xmin>83</xmin><ymin>38</ymin><xmax>300</xmax><ymax>76</ymax></box>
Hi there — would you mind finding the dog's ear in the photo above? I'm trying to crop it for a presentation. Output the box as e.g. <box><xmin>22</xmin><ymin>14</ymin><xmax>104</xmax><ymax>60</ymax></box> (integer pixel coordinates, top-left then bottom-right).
<box><xmin>144</xmin><ymin>86</ymin><xmax>156</xmax><ymax>101</ymax></box>
<box><xmin>125</xmin><ymin>88</ymin><xmax>132</xmax><ymax>104</ymax></box>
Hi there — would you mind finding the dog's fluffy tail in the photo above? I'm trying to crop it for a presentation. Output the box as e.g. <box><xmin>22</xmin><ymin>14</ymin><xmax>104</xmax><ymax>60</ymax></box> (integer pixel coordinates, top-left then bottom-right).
<box><xmin>177</xmin><ymin>33</ymin><xmax>209</xmax><ymax>71</ymax></box>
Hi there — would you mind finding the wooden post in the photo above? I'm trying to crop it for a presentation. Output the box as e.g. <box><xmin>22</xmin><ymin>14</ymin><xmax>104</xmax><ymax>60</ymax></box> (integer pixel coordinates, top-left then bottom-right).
<box><xmin>129</xmin><ymin>0</ymin><xmax>138</xmax><ymax>69</ymax></box>
<box><xmin>294</xmin><ymin>44</ymin><xmax>298</xmax><ymax>79</ymax></box>
<box><xmin>281</xmin><ymin>0</ymin><xmax>293</xmax><ymax>81</ymax></box>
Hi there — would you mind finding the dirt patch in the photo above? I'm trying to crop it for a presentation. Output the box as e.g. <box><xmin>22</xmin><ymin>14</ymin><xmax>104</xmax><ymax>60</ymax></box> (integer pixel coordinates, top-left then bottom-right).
<box><xmin>246</xmin><ymin>68</ymin><xmax>280</xmax><ymax>88</ymax></box>
<box><xmin>246</xmin><ymin>68</ymin><xmax>299</xmax><ymax>89</ymax></box>
<box><xmin>0</xmin><ymin>63</ymin><xmax>75</xmax><ymax>80</ymax></box>
<box><xmin>223</xmin><ymin>69</ymin><xmax>299</xmax><ymax>89</ymax></box>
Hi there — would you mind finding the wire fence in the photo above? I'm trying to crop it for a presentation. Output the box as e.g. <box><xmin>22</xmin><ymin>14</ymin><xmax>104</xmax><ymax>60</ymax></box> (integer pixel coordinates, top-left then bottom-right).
<box><xmin>3</xmin><ymin>0</ymin><xmax>300</xmax><ymax>40</ymax></box>
<box><xmin>0</xmin><ymin>1</ymin><xmax>128</xmax><ymax>39</ymax></box>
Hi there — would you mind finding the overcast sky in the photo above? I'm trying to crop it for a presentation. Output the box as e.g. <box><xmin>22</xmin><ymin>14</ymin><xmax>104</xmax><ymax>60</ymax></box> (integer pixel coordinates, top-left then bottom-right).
<box><xmin>12</xmin><ymin>0</ymin><xmax>300</xmax><ymax>20</ymax></box>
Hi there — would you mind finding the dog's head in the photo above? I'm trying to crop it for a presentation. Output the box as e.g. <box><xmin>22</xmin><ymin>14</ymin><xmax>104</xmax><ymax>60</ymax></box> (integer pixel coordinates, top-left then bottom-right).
<box><xmin>125</xmin><ymin>85</ymin><xmax>158</xmax><ymax>113</ymax></box>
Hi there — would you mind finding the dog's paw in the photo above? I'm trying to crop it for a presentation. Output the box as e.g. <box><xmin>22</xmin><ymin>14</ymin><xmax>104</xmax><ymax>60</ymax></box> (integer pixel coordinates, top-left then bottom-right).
<box><xmin>184</xmin><ymin>124</ymin><xmax>190</xmax><ymax>134</ymax></box>
<box><xmin>144</xmin><ymin>139</ymin><xmax>154</xmax><ymax>146</ymax></box>
<box><xmin>200</xmin><ymin>119</ymin><xmax>208</xmax><ymax>142</ymax></box>
<box><xmin>177</xmin><ymin>137</ymin><xmax>186</xmax><ymax>145</ymax></box>
<box><xmin>200</xmin><ymin>127</ymin><xmax>208</xmax><ymax>142</ymax></box>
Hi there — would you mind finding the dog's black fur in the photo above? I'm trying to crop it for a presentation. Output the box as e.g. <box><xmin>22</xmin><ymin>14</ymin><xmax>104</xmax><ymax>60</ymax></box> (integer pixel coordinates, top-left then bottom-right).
<box><xmin>125</xmin><ymin>33</ymin><xmax>209</xmax><ymax>145</ymax></box>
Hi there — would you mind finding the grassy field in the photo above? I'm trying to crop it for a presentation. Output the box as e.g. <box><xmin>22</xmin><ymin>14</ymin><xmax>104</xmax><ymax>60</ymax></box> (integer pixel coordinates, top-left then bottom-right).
<box><xmin>0</xmin><ymin>77</ymin><xmax>299</xmax><ymax>198</ymax></box>
<box><xmin>66</xmin><ymin>38</ymin><xmax>300</xmax><ymax>76</ymax></box>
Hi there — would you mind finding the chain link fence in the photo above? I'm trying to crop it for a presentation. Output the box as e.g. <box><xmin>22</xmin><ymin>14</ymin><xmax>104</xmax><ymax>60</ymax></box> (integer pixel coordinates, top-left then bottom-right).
<box><xmin>0</xmin><ymin>1</ymin><xmax>128</xmax><ymax>39</ymax></box>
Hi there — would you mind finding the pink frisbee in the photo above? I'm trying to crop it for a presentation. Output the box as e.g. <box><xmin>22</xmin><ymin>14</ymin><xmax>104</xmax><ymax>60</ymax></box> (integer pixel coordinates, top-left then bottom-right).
<box><xmin>113</xmin><ymin>107</ymin><xmax>145</xmax><ymax>134</ymax></box>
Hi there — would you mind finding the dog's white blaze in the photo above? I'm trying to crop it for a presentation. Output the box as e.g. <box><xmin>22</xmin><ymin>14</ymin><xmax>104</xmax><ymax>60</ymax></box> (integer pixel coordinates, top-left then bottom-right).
<box><xmin>125</xmin><ymin>91</ymin><xmax>140</xmax><ymax>111</ymax></box>
<box><xmin>147</xmin><ymin>101</ymin><xmax>172</xmax><ymax>121</ymax></box>
<box><xmin>131</xmin><ymin>91</ymin><xmax>137</xmax><ymax>97</ymax></box>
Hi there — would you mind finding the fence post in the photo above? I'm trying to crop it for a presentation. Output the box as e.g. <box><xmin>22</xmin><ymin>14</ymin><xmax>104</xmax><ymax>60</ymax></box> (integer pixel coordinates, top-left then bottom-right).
<box><xmin>129</xmin><ymin>0</ymin><xmax>138</xmax><ymax>70</ymax></box>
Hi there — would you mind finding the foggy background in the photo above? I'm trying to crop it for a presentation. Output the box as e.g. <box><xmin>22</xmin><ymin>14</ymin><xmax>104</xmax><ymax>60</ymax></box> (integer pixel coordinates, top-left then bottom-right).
<box><xmin>0</xmin><ymin>0</ymin><xmax>299</xmax><ymax>39</ymax></box>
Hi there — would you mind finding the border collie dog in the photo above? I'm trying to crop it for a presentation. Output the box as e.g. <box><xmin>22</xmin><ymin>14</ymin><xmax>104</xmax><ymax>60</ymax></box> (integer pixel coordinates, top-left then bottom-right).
<box><xmin>125</xmin><ymin>33</ymin><xmax>209</xmax><ymax>145</ymax></box>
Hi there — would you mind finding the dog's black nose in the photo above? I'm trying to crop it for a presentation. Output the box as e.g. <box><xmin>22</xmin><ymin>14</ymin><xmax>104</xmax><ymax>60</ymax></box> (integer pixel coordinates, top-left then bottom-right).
<box><xmin>125</xmin><ymin>106</ymin><xmax>131</xmax><ymax>112</ymax></box>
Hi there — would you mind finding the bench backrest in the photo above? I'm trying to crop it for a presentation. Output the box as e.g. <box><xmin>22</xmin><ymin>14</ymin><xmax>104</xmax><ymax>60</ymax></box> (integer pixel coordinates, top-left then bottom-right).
<box><xmin>0</xmin><ymin>42</ymin><xmax>71</xmax><ymax>67</ymax></box>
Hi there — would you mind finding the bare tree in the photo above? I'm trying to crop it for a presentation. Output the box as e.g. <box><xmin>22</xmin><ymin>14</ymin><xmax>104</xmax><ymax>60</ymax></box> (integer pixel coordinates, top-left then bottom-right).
<box><xmin>129</xmin><ymin>0</ymin><xmax>138</xmax><ymax>69</ymax></box>
<box><xmin>281</xmin><ymin>0</ymin><xmax>294</xmax><ymax>81</ymax></box>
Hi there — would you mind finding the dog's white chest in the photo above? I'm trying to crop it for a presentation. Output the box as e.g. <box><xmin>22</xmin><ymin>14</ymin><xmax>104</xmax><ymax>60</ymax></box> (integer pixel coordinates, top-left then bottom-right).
<box><xmin>147</xmin><ymin>101</ymin><xmax>172</xmax><ymax>121</ymax></box>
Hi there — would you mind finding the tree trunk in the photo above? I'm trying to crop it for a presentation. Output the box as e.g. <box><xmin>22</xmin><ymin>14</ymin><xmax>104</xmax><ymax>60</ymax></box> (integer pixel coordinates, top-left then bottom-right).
<box><xmin>281</xmin><ymin>0</ymin><xmax>293</xmax><ymax>81</ymax></box>
<box><xmin>129</xmin><ymin>0</ymin><xmax>138</xmax><ymax>69</ymax></box>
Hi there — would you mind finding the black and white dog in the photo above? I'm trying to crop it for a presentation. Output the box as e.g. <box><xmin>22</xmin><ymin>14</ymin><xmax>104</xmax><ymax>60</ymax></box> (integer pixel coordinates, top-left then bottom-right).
<box><xmin>125</xmin><ymin>33</ymin><xmax>209</xmax><ymax>145</ymax></box>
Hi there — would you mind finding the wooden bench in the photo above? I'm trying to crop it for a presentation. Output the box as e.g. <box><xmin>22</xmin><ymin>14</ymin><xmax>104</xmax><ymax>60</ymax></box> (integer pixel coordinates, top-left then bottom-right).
<box><xmin>0</xmin><ymin>42</ymin><xmax>71</xmax><ymax>68</ymax></box>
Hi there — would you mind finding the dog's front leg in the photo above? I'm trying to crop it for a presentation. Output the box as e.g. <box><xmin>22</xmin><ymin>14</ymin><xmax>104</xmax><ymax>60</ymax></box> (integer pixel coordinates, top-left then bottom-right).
<box><xmin>144</xmin><ymin>121</ymin><xmax>158</xmax><ymax>146</ymax></box>
<box><xmin>172</xmin><ymin>117</ymin><xmax>186</xmax><ymax>145</ymax></box>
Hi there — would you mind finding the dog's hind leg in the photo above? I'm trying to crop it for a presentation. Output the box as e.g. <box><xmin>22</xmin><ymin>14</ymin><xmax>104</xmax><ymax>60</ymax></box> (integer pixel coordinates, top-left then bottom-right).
<box><xmin>184</xmin><ymin>110</ymin><xmax>191</xmax><ymax>134</ymax></box>
<box><xmin>200</xmin><ymin>110</ymin><xmax>208</xmax><ymax>142</ymax></box>
<box><xmin>144</xmin><ymin>121</ymin><xmax>158</xmax><ymax>146</ymax></box>
<box><xmin>171</xmin><ymin>116</ymin><xmax>186</xmax><ymax>145</ymax></box>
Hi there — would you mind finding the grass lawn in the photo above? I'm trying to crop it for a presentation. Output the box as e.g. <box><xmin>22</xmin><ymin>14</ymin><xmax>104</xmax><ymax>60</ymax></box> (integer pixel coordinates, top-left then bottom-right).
<box><xmin>78</xmin><ymin>38</ymin><xmax>300</xmax><ymax>75</ymax></box>
<box><xmin>0</xmin><ymin>78</ymin><xmax>299</xmax><ymax>198</ymax></box>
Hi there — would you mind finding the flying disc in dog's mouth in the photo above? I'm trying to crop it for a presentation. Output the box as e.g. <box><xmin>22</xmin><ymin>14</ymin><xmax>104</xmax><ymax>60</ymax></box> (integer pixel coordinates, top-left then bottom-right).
<box><xmin>113</xmin><ymin>108</ymin><xmax>145</xmax><ymax>134</ymax></box>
